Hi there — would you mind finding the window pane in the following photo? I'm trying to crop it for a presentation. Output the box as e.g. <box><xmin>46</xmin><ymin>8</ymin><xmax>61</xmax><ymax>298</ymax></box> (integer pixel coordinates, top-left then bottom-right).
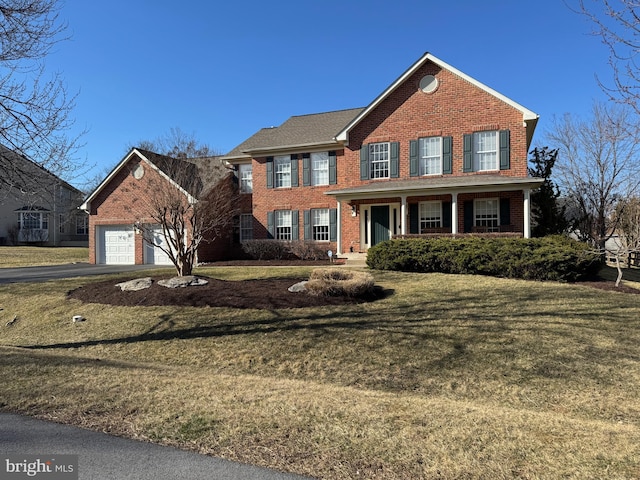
<box><xmin>475</xmin><ymin>199</ymin><xmax>499</xmax><ymax>231</ymax></box>
<box><xmin>240</xmin><ymin>214</ymin><xmax>253</xmax><ymax>241</ymax></box>
<box><xmin>474</xmin><ymin>131</ymin><xmax>498</xmax><ymax>171</ymax></box>
<box><xmin>239</xmin><ymin>164</ymin><xmax>253</xmax><ymax>193</ymax></box>
<box><xmin>419</xmin><ymin>201</ymin><xmax>442</xmax><ymax>229</ymax></box>
<box><xmin>312</xmin><ymin>208</ymin><xmax>329</xmax><ymax>241</ymax></box>
<box><xmin>275</xmin><ymin>155</ymin><xmax>291</xmax><ymax>188</ymax></box>
<box><xmin>369</xmin><ymin>143</ymin><xmax>390</xmax><ymax>179</ymax></box>
<box><xmin>275</xmin><ymin>210</ymin><xmax>292</xmax><ymax>240</ymax></box>
<box><xmin>311</xmin><ymin>152</ymin><xmax>329</xmax><ymax>186</ymax></box>
<box><xmin>419</xmin><ymin>137</ymin><xmax>442</xmax><ymax>175</ymax></box>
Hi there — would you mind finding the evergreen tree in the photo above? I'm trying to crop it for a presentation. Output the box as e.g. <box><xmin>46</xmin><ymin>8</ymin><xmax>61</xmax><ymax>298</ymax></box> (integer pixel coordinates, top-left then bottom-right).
<box><xmin>528</xmin><ymin>147</ymin><xmax>568</xmax><ymax>237</ymax></box>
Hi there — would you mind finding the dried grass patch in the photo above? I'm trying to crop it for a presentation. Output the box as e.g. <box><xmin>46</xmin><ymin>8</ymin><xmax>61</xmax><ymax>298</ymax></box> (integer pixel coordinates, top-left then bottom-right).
<box><xmin>305</xmin><ymin>268</ymin><xmax>375</xmax><ymax>297</ymax></box>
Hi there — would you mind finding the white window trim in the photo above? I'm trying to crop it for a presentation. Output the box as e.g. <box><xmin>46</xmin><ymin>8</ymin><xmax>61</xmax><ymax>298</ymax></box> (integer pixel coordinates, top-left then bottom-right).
<box><xmin>419</xmin><ymin>137</ymin><xmax>443</xmax><ymax>176</ymax></box>
<box><xmin>419</xmin><ymin>201</ymin><xmax>442</xmax><ymax>230</ymax></box>
<box><xmin>275</xmin><ymin>210</ymin><xmax>292</xmax><ymax>240</ymax></box>
<box><xmin>311</xmin><ymin>208</ymin><xmax>330</xmax><ymax>242</ymax></box>
<box><xmin>473</xmin><ymin>131</ymin><xmax>499</xmax><ymax>172</ymax></box>
<box><xmin>275</xmin><ymin>155</ymin><xmax>291</xmax><ymax>188</ymax></box>
<box><xmin>369</xmin><ymin>142</ymin><xmax>390</xmax><ymax>179</ymax></box>
<box><xmin>239</xmin><ymin>164</ymin><xmax>253</xmax><ymax>193</ymax></box>
<box><xmin>311</xmin><ymin>152</ymin><xmax>329</xmax><ymax>186</ymax></box>
<box><xmin>474</xmin><ymin>198</ymin><xmax>499</xmax><ymax>231</ymax></box>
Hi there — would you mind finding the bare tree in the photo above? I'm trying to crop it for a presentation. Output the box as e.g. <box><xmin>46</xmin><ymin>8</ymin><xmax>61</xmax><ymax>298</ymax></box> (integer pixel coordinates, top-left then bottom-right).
<box><xmin>573</xmin><ymin>0</ymin><xmax>640</xmax><ymax>116</ymax></box>
<box><xmin>0</xmin><ymin>0</ymin><xmax>83</xmax><ymax>194</ymax></box>
<box><xmin>133</xmin><ymin>153</ymin><xmax>237</xmax><ymax>276</ymax></box>
<box><xmin>129</xmin><ymin>128</ymin><xmax>217</xmax><ymax>159</ymax></box>
<box><xmin>609</xmin><ymin>196</ymin><xmax>640</xmax><ymax>285</ymax></box>
<box><xmin>546</xmin><ymin>102</ymin><xmax>640</xmax><ymax>250</ymax></box>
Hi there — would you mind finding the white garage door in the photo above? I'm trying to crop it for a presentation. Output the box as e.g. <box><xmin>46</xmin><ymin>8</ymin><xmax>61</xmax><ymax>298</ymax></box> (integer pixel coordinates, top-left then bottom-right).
<box><xmin>98</xmin><ymin>226</ymin><xmax>135</xmax><ymax>264</ymax></box>
<box><xmin>144</xmin><ymin>227</ymin><xmax>174</xmax><ymax>265</ymax></box>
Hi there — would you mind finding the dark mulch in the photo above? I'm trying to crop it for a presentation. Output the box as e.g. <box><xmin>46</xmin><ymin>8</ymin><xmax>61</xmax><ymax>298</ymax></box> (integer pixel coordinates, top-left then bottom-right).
<box><xmin>67</xmin><ymin>276</ymin><xmax>382</xmax><ymax>309</ymax></box>
<box><xmin>576</xmin><ymin>280</ymin><xmax>640</xmax><ymax>294</ymax></box>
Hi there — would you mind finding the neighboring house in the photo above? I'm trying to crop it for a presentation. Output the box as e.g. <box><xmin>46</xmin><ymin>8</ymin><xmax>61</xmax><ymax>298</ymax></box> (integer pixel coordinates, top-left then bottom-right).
<box><xmin>0</xmin><ymin>145</ymin><xmax>87</xmax><ymax>247</ymax></box>
<box><xmin>222</xmin><ymin>52</ymin><xmax>543</xmax><ymax>254</ymax></box>
<box><xmin>80</xmin><ymin>148</ymin><xmax>229</xmax><ymax>265</ymax></box>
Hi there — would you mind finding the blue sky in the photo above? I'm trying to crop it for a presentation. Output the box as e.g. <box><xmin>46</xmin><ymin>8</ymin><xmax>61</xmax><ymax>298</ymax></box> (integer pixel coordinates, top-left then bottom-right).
<box><xmin>48</xmin><ymin>0</ymin><xmax>610</xmax><ymax>185</ymax></box>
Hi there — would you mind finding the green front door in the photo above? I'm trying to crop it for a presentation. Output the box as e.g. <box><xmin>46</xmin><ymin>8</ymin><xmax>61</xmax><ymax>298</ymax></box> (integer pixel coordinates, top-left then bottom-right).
<box><xmin>371</xmin><ymin>205</ymin><xmax>390</xmax><ymax>246</ymax></box>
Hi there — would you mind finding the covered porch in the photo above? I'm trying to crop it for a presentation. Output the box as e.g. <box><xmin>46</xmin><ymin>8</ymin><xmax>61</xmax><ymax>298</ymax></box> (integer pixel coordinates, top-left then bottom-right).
<box><xmin>325</xmin><ymin>175</ymin><xmax>544</xmax><ymax>254</ymax></box>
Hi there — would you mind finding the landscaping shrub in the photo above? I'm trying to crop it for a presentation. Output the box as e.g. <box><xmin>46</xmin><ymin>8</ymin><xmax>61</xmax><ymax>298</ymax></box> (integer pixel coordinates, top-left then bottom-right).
<box><xmin>305</xmin><ymin>268</ymin><xmax>375</xmax><ymax>297</ymax></box>
<box><xmin>241</xmin><ymin>239</ymin><xmax>290</xmax><ymax>260</ymax></box>
<box><xmin>288</xmin><ymin>241</ymin><xmax>328</xmax><ymax>260</ymax></box>
<box><xmin>366</xmin><ymin>235</ymin><xmax>600</xmax><ymax>282</ymax></box>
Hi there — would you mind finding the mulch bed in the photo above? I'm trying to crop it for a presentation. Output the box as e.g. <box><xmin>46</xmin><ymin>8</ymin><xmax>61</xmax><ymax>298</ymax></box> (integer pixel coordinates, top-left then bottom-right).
<box><xmin>67</xmin><ymin>275</ymin><xmax>380</xmax><ymax>309</ymax></box>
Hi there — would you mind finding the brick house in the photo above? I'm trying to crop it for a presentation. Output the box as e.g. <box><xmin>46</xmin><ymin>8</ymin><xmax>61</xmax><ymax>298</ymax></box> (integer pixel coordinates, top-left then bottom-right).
<box><xmin>81</xmin><ymin>148</ymin><xmax>229</xmax><ymax>264</ymax></box>
<box><xmin>222</xmin><ymin>52</ymin><xmax>542</xmax><ymax>255</ymax></box>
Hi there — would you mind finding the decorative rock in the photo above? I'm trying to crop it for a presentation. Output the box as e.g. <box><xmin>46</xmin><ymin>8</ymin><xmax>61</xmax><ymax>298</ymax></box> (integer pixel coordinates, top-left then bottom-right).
<box><xmin>116</xmin><ymin>277</ymin><xmax>153</xmax><ymax>291</ymax></box>
<box><xmin>288</xmin><ymin>281</ymin><xmax>308</xmax><ymax>293</ymax></box>
<box><xmin>158</xmin><ymin>276</ymin><xmax>209</xmax><ymax>288</ymax></box>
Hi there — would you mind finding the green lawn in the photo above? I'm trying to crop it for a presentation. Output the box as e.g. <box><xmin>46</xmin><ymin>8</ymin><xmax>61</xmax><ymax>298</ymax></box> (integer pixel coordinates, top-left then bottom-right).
<box><xmin>0</xmin><ymin>246</ymin><xmax>88</xmax><ymax>267</ymax></box>
<box><xmin>0</xmin><ymin>267</ymin><xmax>639</xmax><ymax>479</ymax></box>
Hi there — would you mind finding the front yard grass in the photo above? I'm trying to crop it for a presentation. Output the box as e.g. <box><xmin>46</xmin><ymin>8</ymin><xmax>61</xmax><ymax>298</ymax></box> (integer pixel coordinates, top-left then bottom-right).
<box><xmin>0</xmin><ymin>246</ymin><xmax>88</xmax><ymax>267</ymax></box>
<box><xmin>0</xmin><ymin>267</ymin><xmax>639</xmax><ymax>479</ymax></box>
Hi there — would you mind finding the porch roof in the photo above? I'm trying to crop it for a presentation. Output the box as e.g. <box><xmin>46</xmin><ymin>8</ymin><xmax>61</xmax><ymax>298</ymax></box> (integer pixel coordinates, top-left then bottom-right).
<box><xmin>324</xmin><ymin>175</ymin><xmax>544</xmax><ymax>201</ymax></box>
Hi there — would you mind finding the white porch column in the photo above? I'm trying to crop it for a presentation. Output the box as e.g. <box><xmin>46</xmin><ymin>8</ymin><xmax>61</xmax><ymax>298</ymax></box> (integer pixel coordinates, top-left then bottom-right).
<box><xmin>336</xmin><ymin>201</ymin><xmax>343</xmax><ymax>254</ymax></box>
<box><xmin>451</xmin><ymin>192</ymin><xmax>458</xmax><ymax>234</ymax></box>
<box><xmin>523</xmin><ymin>189</ymin><xmax>531</xmax><ymax>238</ymax></box>
<box><xmin>400</xmin><ymin>195</ymin><xmax>407</xmax><ymax>235</ymax></box>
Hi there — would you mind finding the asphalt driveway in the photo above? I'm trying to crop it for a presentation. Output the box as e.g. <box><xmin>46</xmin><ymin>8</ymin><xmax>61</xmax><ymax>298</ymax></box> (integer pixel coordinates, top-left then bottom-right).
<box><xmin>0</xmin><ymin>263</ymin><xmax>161</xmax><ymax>284</ymax></box>
<box><xmin>0</xmin><ymin>413</ymin><xmax>311</xmax><ymax>480</ymax></box>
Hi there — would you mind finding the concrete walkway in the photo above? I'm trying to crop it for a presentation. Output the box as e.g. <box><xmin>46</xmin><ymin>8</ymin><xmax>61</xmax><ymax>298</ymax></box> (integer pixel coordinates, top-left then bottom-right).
<box><xmin>0</xmin><ymin>413</ymin><xmax>312</xmax><ymax>480</ymax></box>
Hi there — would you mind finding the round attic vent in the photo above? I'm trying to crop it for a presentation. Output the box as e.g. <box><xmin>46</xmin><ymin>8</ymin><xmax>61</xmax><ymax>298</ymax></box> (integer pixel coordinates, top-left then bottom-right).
<box><xmin>133</xmin><ymin>164</ymin><xmax>145</xmax><ymax>179</ymax></box>
<box><xmin>419</xmin><ymin>75</ymin><xmax>439</xmax><ymax>94</ymax></box>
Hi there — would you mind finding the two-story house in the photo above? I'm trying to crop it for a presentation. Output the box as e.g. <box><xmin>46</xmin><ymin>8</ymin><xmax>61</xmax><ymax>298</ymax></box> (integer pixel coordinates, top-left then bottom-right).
<box><xmin>0</xmin><ymin>144</ymin><xmax>88</xmax><ymax>247</ymax></box>
<box><xmin>222</xmin><ymin>52</ymin><xmax>542</xmax><ymax>255</ymax></box>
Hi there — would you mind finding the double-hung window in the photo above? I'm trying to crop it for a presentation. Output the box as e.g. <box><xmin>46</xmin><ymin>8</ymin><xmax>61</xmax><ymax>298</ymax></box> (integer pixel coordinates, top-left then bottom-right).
<box><xmin>419</xmin><ymin>201</ymin><xmax>442</xmax><ymax>230</ymax></box>
<box><xmin>239</xmin><ymin>214</ymin><xmax>253</xmax><ymax>241</ymax></box>
<box><xmin>76</xmin><ymin>215</ymin><xmax>88</xmax><ymax>235</ymax></box>
<box><xmin>275</xmin><ymin>210</ymin><xmax>292</xmax><ymax>240</ymax></box>
<box><xmin>369</xmin><ymin>142</ymin><xmax>390</xmax><ymax>179</ymax></box>
<box><xmin>311</xmin><ymin>209</ymin><xmax>329</xmax><ymax>241</ymax></box>
<box><xmin>419</xmin><ymin>137</ymin><xmax>442</xmax><ymax>176</ymax></box>
<box><xmin>238</xmin><ymin>164</ymin><xmax>253</xmax><ymax>193</ymax></box>
<box><xmin>475</xmin><ymin>199</ymin><xmax>499</xmax><ymax>231</ymax></box>
<box><xmin>311</xmin><ymin>152</ymin><xmax>329</xmax><ymax>186</ymax></box>
<box><xmin>274</xmin><ymin>155</ymin><xmax>291</xmax><ymax>188</ymax></box>
<box><xmin>474</xmin><ymin>131</ymin><xmax>499</xmax><ymax>171</ymax></box>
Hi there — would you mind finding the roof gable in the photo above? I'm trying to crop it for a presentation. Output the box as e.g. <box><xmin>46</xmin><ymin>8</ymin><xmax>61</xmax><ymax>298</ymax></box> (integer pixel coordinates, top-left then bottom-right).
<box><xmin>81</xmin><ymin>148</ymin><xmax>227</xmax><ymax>211</ymax></box>
<box><xmin>335</xmin><ymin>52</ymin><xmax>538</xmax><ymax>144</ymax></box>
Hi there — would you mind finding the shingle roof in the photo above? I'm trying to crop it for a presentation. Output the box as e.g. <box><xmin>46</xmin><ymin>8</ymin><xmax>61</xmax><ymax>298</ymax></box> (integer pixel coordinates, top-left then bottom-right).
<box><xmin>136</xmin><ymin>149</ymin><xmax>228</xmax><ymax>197</ymax></box>
<box><xmin>223</xmin><ymin>108</ymin><xmax>364</xmax><ymax>160</ymax></box>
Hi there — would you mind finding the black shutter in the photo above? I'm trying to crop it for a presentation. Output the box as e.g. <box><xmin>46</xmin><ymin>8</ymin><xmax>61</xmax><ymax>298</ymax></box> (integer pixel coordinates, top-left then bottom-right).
<box><xmin>409</xmin><ymin>204</ymin><xmax>419</xmax><ymax>234</ymax></box>
<box><xmin>410</xmin><ymin>140</ymin><xmax>419</xmax><ymax>177</ymax></box>
<box><xmin>292</xmin><ymin>210</ymin><xmax>299</xmax><ymax>240</ymax></box>
<box><xmin>499</xmin><ymin>130</ymin><xmax>510</xmax><ymax>170</ymax></box>
<box><xmin>302</xmin><ymin>153</ymin><xmax>310</xmax><ymax>186</ymax></box>
<box><xmin>463</xmin><ymin>200</ymin><xmax>474</xmax><ymax>233</ymax></box>
<box><xmin>266</xmin><ymin>157</ymin><xmax>274</xmax><ymax>189</ymax></box>
<box><xmin>304</xmin><ymin>210</ymin><xmax>311</xmax><ymax>240</ymax></box>
<box><xmin>360</xmin><ymin>145</ymin><xmax>369</xmax><ymax>180</ymax></box>
<box><xmin>500</xmin><ymin>198</ymin><xmax>511</xmax><ymax>226</ymax></box>
<box><xmin>290</xmin><ymin>154</ymin><xmax>299</xmax><ymax>187</ymax></box>
<box><xmin>329</xmin><ymin>151</ymin><xmax>337</xmax><ymax>185</ymax></box>
<box><xmin>329</xmin><ymin>208</ymin><xmax>338</xmax><ymax>242</ymax></box>
<box><xmin>267</xmin><ymin>211</ymin><xmax>274</xmax><ymax>238</ymax></box>
<box><xmin>390</xmin><ymin>142</ymin><xmax>400</xmax><ymax>178</ymax></box>
<box><xmin>463</xmin><ymin>134</ymin><xmax>473</xmax><ymax>172</ymax></box>
<box><xmin>442</xmin><ymin>136</ymin><xmax>452</xmax><ymax>174</ymax></box>
<box><xmin>442</xmin><ymin>201</ymin><xmax>452</xmax><ymax>228</ymax></box>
